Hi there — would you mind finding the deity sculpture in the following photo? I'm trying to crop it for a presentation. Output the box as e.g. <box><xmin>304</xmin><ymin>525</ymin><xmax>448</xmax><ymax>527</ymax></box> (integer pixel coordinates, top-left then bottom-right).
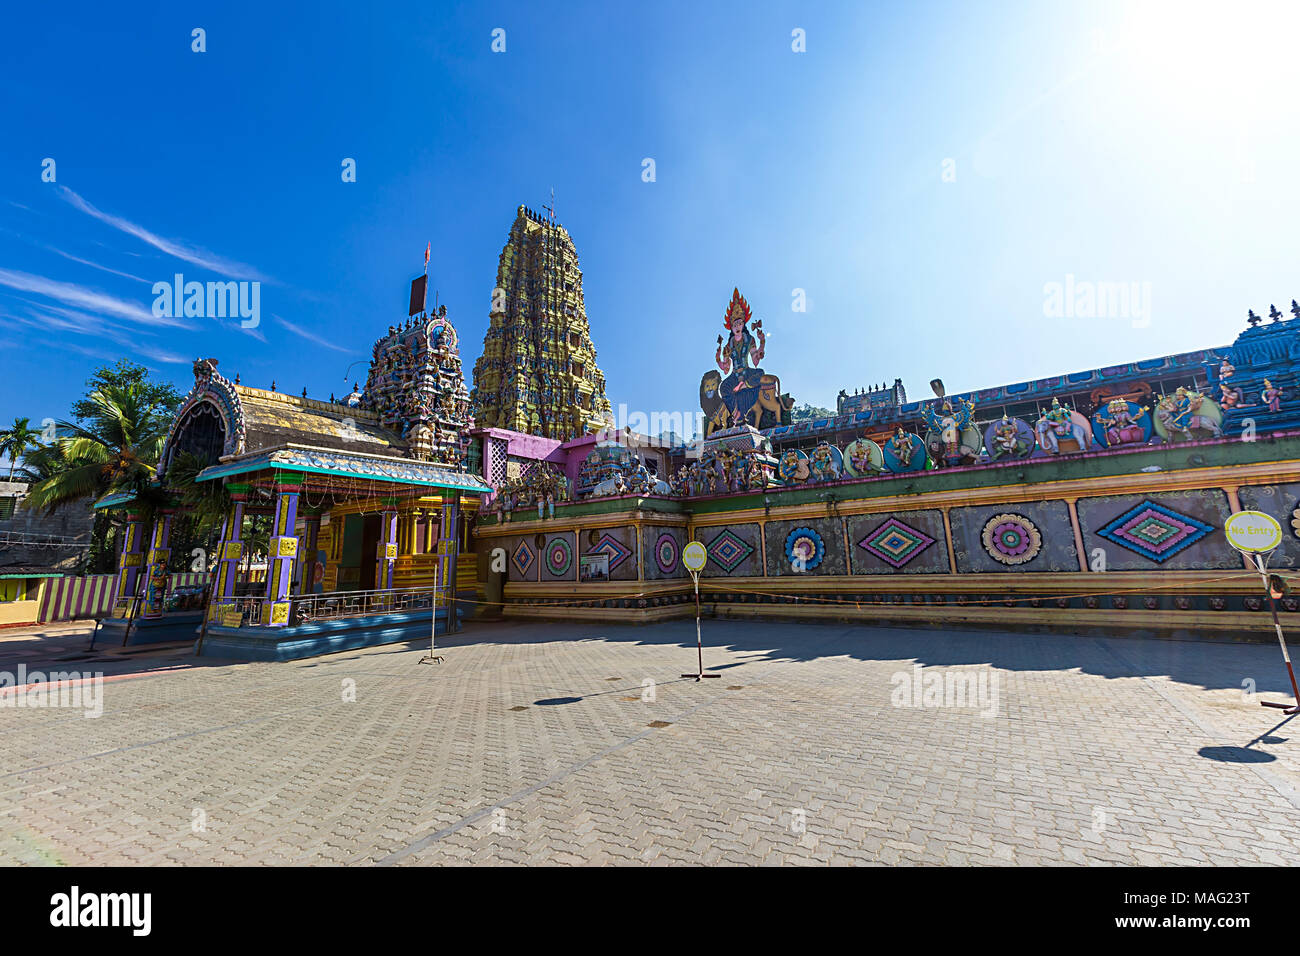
<box><xmin>700</xmin><ymin>289</ymin><xmax>793</xmax><ymax>432</ymax></box>
<box><xmin>1219</xmin><ymin>382</ymin><xmax>1246</xmax><ymax>410</ymax></box>
<box><xmin>778</xmin><ymin>449</ymin><xmax>810</xmax><ymax>483</ymax></box>
<box><xmin>1263</xmin><ymin>379</ymin><xmax>1284</xmax><ymax>414</ymax></box>
<box><xmin>1155</xmin><ymin>387</ymin><xmax>1222</xmax><ymax>440</ymax></box>
<box><xmin>1035</xmin><ymin>398</ymin><xmax>1091</xmax><ymax>454</ymax></box>
<box><xmin>809</xmin><ymin>441</ymin><xmax>841</xmax><ymax>482</ymax></box>
<box><xmin>1094</xmin><ymin>399</ymin><xmax>1149</xmax><ymax>448</ymax></box>
<box><xmin>715</xmin><ymin>292</ymin><xmax>765</xmax><ymax>398</ymax></box>
<box><xmin>922</xmin><ymin>397</ymin><xmax>977</xmax><ymax>465</ymax></box>
<box><xmin>882</xmin><ymin>427</ymin><xmax>927</xmax><ymax>473</ymax></box>
<box><xmin>988</xmin><ymin>416</ymin><xmax>1028</xmax><ymax>460</ymax></box>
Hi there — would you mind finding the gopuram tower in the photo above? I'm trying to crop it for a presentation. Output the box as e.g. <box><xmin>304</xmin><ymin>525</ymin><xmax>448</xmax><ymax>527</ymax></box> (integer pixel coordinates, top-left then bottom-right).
<box><xmin>470</xmin><ymin>204</ymin><xmax>612</xmax><ymax>440</ymax></box>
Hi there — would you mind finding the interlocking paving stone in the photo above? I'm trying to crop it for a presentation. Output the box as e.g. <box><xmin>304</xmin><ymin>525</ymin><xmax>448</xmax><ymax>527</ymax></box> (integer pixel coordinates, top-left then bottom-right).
<box><xmin>2</xmin><ymin>618</ymin><xmax>1300</xmax><ymax>864</ymax></box>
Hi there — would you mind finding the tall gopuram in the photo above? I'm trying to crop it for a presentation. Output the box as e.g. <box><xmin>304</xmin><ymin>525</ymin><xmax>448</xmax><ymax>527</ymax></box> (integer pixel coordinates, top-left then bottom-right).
<box><xmin>469</xmin><ymin>204</ymin><xmax>612</xmax><ymax>440</ymax></box>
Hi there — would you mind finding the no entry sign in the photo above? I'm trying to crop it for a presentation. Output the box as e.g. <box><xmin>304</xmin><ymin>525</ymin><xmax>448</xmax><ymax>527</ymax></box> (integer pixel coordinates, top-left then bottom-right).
<box><xmin>1224</xmin><ymin>510</ymin><xmax>1283</xmax><ymax>555</ymax></box>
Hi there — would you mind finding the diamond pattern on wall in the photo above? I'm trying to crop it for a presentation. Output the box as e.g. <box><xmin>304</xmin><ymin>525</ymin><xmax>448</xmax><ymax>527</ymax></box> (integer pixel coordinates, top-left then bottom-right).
<box><xmin>707</xmin><ymin>528</ymin><xmax>754</xmax><ymax>573</ymax></box>
<box><xmin>859</xmin><ymin>517</ymin><xmax>936</xmax><ymax>569</ymax></box>
<box><xmin>586</xmin><ymin>532</ymin><xmax>632</xmax><ymax>571</ymax></box>
<box><xmin>1096</xmin><ymin>500</ymin><xmax>1215</xmax><ymax>563</ymax></box>
<box><xmin>511</xmin><ymin>539</ymin><xmax>535</xmax><ymax>578</ymax></box>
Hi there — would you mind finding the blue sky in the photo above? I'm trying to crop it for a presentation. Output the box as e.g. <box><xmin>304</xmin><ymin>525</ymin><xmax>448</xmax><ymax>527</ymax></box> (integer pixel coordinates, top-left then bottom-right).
<box><xmin>2</xmin><ymin>0</ymin><xmax>1299</xmax><ymax>449</ymax></box>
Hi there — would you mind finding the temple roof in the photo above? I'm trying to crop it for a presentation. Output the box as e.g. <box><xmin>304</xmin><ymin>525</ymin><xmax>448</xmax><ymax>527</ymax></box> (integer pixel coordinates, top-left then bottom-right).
<box><xmin>234</xmin><ymin>386</ymin><xmax>406</xmax><ymax>456</ymax></box>
<box><xmin>194</xmin><ymin>443</ymin><xmax>490</xmax><ymax>493</ymax></box>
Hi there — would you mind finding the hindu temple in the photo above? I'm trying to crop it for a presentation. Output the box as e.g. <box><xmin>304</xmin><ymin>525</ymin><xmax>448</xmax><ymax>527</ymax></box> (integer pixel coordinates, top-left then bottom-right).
<box><xmin>86</xmin><ymin>202</ymin><xmax>1300</xmax><ymax>655</ymax></box>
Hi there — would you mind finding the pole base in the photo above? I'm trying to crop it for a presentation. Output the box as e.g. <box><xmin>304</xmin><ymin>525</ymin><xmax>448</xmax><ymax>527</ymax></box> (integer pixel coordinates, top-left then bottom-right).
<box><xmin>1260</xmin><ymin>700</ymin><xmax>1300</xmax><ymax>714</ymax></box>
<box><xmin>419</xmin><ymin>655</ymin><xmax>445</xmax><ymax>665</ymax></box>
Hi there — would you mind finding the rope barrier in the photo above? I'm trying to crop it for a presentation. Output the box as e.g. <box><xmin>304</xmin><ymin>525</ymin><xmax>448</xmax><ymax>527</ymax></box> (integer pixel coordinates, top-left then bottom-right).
<box><xmin>457</xmin><ymin>569</ymin><xmax>1277</xmax><ymax>611</ymax></box>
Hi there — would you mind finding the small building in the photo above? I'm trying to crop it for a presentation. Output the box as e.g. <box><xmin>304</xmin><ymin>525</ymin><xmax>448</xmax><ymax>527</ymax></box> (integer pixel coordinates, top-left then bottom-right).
<box><xmin>94</xmin><ymin>282</ymin><xmax>490</xmax><ymax>660</ymax></box>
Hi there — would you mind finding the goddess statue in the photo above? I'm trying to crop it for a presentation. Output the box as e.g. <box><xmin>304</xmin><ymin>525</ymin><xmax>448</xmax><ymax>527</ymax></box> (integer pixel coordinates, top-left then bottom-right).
<box><xmin>1262</xmin><ymin>379</ymin><xmax>1284</xmax><ymax>414</ymax></box>
<box><xmin>1094</xmin><ymin>399</ymin><xmax>1148</xmax><ymax>447</ymax></box>
<box><xmin>1155</xmin><ymin>387</ymin><xmax>1222</xmax><ymax>440</ymax></box>
<box><xmin>713</xmin><ymin>289</ymin><xmax>767</xmax><ymax>416</ymax></box>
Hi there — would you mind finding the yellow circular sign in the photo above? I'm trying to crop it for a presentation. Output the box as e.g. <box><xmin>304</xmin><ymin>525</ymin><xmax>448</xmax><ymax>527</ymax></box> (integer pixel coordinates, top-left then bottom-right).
<box><xmin>682</xmin><ymin>541</ymin><xmax>708</xmax><ymax>572</ymax></box>
<box><xmin>1224</xmin><ymin>510</ymin><xmax>1282</xmax><ymax>554</ymax></box>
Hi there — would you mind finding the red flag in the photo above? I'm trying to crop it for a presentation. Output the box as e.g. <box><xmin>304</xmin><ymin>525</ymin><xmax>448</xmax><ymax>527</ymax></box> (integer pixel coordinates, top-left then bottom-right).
<box><xmin>424</xmin><ymin>242</ymin><xmax>431</xmax><ymax>265</ymax></box>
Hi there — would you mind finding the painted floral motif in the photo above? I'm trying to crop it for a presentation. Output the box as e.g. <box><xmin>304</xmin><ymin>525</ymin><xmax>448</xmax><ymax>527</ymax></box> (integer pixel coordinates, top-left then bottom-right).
<box><xmin>785</xmin><ymin>527</ymin><xmax>825</xmax><ymax>571</ymax></box>
<box><xmin>545</xmin><ymin>537</ymin><xmax>573</xmax><ymax>577</ymax></box>
<box><xmin>654</xmin><ymin>533</ymin><xmax>680</xmax><ymax>574</ymax></box>
<box><xmin>981</xmin><ymin>513</ymin><xmax>1042</xmax><ymax>565</ymax></box>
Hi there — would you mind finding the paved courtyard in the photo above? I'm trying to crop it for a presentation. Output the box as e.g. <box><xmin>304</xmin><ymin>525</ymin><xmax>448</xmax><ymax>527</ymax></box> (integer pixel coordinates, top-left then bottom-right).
<box><xmin>2</xmin><ymin>617</ymin><xmax>1300</xmax><ymax>865</ymax></box>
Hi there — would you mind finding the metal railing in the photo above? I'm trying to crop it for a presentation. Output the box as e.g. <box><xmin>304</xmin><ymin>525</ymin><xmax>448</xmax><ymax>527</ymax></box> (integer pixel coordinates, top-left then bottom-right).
<box><xmin>290</xmin><ymin>586</ymin><xmax>447</xmax><ymax>625</ymax></box>
<box><xmin>0</xmin><ymin>529</ymin><xmax>89</xmax><ymax>549</ymax></box>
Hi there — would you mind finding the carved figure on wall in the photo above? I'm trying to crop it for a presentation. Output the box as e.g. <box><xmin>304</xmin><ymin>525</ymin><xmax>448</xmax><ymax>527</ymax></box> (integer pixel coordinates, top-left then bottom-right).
<box><xmin>1035</xmin><ymin>399</ymin><xmax>1092</xmax><ymax>454</ymax></box>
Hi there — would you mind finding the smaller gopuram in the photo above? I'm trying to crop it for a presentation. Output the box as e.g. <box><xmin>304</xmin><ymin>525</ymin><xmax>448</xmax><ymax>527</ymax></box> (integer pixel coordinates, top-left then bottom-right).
<box><xmin>362</xmin><ymin>277</ymin><xmax>471</xmax><ymax>468</ymax></box>
<box><xmin>838</xmin><ymin>380</ymin><xmax>906</xmax><ymax>415</ymax></box>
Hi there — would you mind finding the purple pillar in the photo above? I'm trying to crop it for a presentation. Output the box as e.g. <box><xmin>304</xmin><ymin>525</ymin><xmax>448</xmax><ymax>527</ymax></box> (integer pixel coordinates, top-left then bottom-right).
<box><xmin>264</xmin><ymin>480</ymin><xmax>302</xmax><ymax>627</ymax></box>
<box><xmin>115</xmin><ymin>508</ymin><xmax>147</xmax><ymax>613</ymax></box>
<box><xmin>142</xmin><ymin>511</ymin><xmax>174</xmax><ymax>620</ymax></box>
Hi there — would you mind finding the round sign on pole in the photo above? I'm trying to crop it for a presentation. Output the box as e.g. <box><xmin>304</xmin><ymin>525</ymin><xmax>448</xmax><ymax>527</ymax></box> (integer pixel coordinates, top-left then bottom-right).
<box><xmin>1224</xmin><ymin>510</ymin><xmax>1283</xmax><ymax>554</ymax></box>
<box><xmin>682</xmin><ymin>541</ymin><xmax>707</xmax><ymax>573</ymax></box>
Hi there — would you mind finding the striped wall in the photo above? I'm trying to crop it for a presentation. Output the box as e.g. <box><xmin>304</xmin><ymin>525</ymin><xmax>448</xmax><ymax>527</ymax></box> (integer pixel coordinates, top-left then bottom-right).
<box><xmin>38</xmin><ymin>574</ymin><xmax>117</xmax><ymax>622</ymax></box>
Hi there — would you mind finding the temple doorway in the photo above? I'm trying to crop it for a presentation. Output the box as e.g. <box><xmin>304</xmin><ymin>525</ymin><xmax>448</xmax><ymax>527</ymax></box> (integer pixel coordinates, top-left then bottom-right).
<box><xmin>359</xmin><ymin>515</ymin><xmax>381</xmax><ymax>591</ymax></box>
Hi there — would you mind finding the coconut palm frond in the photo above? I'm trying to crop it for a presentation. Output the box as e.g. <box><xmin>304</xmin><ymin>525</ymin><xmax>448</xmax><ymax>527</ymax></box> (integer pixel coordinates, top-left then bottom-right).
<box><xmin>24</xmin><ymin>462</ymin><xmax>107</xmax><ymax>513</ymax></box>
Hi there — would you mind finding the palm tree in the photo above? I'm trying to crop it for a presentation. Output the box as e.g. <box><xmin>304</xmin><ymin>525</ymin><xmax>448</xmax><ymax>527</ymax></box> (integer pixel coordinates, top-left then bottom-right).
<box><xmin>0</xmin><ymin>417</ymin><xmax>42</xmax><ymax>480</ymax></box>
<box><xmin>23</xmin><ymin>382</ymin><xmax>171</xmax><ymax>513</ymax></box>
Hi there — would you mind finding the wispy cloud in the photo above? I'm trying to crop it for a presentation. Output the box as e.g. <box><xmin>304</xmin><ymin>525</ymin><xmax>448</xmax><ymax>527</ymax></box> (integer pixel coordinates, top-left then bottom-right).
<box><xmin>41</xmin><ymin>244</ymin><xmax>152</xmax><ymax>284</ymax></box>
<box><xmin>274</xmin><ymin>314</ymin><xmax>352</xmax><ymax>353</ymax></box>
<box><xmin>0</xmin><ymin>306</ymin><xmax>186</xmax><ymax>366</ymax></box>
<box><xmin>58</xmin><ymin>186</ymin><xmax>272</xmax><ymax>282</ymax></box>
<box><xmin>0</xmin><ymin>267</ymin><xmax>186</xmax><ymax>329</ymax></box>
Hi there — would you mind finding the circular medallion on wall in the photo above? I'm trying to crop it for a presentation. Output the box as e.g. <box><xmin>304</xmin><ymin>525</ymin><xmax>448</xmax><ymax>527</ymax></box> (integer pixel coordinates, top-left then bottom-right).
<box><xmin>545</xmin><ymin>537</ymin><xmax>573</xmax><ymax>577</ymax></box>
<box><xmin>654</xmin><ymin>532</ymin><xmax>680</xmax><ymax>574</ymax></box>
<box><xmin>785</xmin><ymin>527</ymin><xmax>826</xmax><ymax>572</ymax></box>
<box><xmin>981</xmin><ymin>513</ymin><xmax>1042</xmax><ymax>565</ymax></box>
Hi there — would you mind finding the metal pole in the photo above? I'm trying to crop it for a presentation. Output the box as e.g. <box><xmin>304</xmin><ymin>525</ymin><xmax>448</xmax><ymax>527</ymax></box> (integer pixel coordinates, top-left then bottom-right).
<box><xmin>694</xmin><ymin>572</ymin><xmax>703</xmax><ymax>677</ymax></box>
<box><xmin>119</xmin><ymin>565</ymin><xmax>148</xmax><ymax>647</ymax></box>
<box><xmin>1254</xmin><ymin>552</ymin><xmax>1300</xmax><ymax>709</ymax></box>
<box><xmin>194</xmin><ymin>555</ymin><xmax>222</xmax><ymax>657</ymax></box>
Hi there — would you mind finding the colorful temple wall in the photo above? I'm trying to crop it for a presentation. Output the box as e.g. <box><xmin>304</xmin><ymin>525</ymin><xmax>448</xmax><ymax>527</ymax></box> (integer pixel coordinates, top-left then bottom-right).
<box><xmin>473</xmin><ymin>434</ymin><xmax>1300</xmax><ymax>639</ymax></box>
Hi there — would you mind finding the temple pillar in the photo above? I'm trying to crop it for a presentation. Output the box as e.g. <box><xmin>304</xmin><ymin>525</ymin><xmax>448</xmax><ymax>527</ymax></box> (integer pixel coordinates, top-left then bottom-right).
<box><xmin>379</xmin><ymin>504</ymin><xmax>398</xmax><ymax>590</ymax></box>
<box><xmin>212</xmin><ymin>485</ymin><xmax>249</xmax><ymax>624</ymax></box>
<box><xmin>444</xmin><ymin>496</ymin><xmax>460</xmax><ymax>633</ymax></box>
<box><xmin>115</xmin><ymin>507</ymin><xmax>148</xmax><ymax>612</ymax></box>
<box><xmin>264</xmin><ymin>478</ymin><xmax>302</xmax><ymax>627</ymax></box>
<box><xmin>143</xmin><ymin>510</ymin><xmax>174</xmax><ymax>619</ymax></box>
<box><xmin>297</xmin><ymin>513</ymin><xmax>321</xmax><ymax>595</ymax></box>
